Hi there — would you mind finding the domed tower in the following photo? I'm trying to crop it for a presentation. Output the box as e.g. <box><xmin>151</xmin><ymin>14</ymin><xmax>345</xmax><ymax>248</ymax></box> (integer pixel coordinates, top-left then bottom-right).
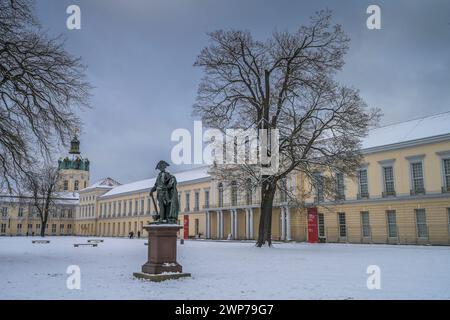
<box><xmin>57</xmin><ymin>133</ymin><xmax>90</xmax><ymax>193</ymax></box>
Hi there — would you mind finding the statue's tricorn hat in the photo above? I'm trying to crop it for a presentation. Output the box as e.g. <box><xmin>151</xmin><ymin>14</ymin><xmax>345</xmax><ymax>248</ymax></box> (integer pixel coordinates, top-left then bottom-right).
<box><xmin>155</xmin><ymin>160</ymin><xmax>170</xmax><ymax>170</ymax></box>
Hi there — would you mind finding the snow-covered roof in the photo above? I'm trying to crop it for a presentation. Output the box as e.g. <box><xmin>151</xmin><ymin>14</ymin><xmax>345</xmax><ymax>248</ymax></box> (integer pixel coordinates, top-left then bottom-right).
<box><xmin>100</xmin><ymin>166</ymin><xmax>210</xmax><ymax>199</ymax></box>
<box><xmin>362</xmin><ymin>111</ymin><xmax>450</xmax><ymax>153</ymax></box>
<box><xmin>80</xmin><ymin>177</ymin><xmax>121</xmax><ymax>192</ymax></box>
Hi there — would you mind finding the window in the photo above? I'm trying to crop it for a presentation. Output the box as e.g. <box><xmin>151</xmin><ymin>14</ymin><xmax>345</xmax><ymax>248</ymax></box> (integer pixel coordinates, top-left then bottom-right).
<box><xmin>279</xmin><ymin>178</ymin><xmax>287</xmax><ymax>203</ymax></box>
<box><xmin>361</xmin><ymin>211</ymin><xmax>370</xmax><ymax>237</ymax></box>
<box><xmin>108</xmin><ymin>203</ymin><xmax>112</xmax><ymax>217</ymax></box>
<box><xmin>448</xmin><ymin>208</ymin><xmax>450</xmax><ymax>233</ymax></box>
<box><xmin>60</xmin><ymin>224</ymin><xmax>64</xmax><ymax>233</ymax></box>
<box><xmin>36</xmin><ymin>224</ymin><xmax>40</xmax><ymax>232</ymax></box>
<box><xmin>63</xmin><ymin>180</ymin><xmax>68</xmax><ymax>191</ymax></box>
<box><xmin>231</xmin><ymin>181</ymin><xmax>238</xmax><ymax>206</ymax></box>
<box><xmin>218</xmin><ymin>183</ymin><xmax>224</xmax><ymax>207</ymax></box>
<box><xmin>415</xmin><ymin>209</ymin><xmax>428</xmax><ymax>238</ymax></box>
<box><xmin>27</xmin><ymin>223</ymin><xmax>32</xmax><ymax>230</ymax></box>
<box><xmin>60</xmin><ymin>209</ymin><xmax>65</xmax><ymax>218</ymax></box>
<box><xmin>128</xmin><ymin>201</ymin><xmax>132</xmax><ymax>216</ymax></box>
<box><xmin>358</xmin><ymin>169</ymin><xmax>369</xmax><ymax>198</ymax></box>
<box><xmin>386</xmin><ymin>210</ymin><xmax>397</xmax><ymax>238</ymax></box>
<box><xmin>74</xmin><ymin>180</ymin><xmax>79</xmax><ymax>191</ymax></box>
<box><xmin>84</xmin><ymin>181</ymin><xmax>87</xmax><ymax>188</ymax></box>
<box><xmin>185</xmin><ymin>193</ymin><xmax>190</xmax><ymax>212</ymax></box>
<box><xmin>443</xmin><ymin>159</ymin><xmax>450</xmax><ymax>192</ymax></box>
<box><xmin>383</xmin><ymin>166</ymin><xmax>395</xmax><ymax>196</ymax></box>
<box><xmin>411</xmin><ymin>162</ymin><xmax>425</xmax><ymax>194</ymax></box>
<box><xmin>17</xmin><ymin>224</ymin><xmax>22</xmax><ymax>233</ymax></box>
<box><xmin>140</xmin><ymin>199</ymin><xmax>144</xmax><ymax>215</ymax></box>
<box><xmin>18</xmin><ymin>207</ymin><xmax>24</xmax><ymax>217</ymax></box>
<box><xmin>314</xmin><ymin>173</ymin><xmax>324</xmax><ymax>203</ymax></box>
<box><xmin>113</xmin><ymin>202</ymin><xmax>116</xmax><ymax>217</ymax></box>
<box><xmin>195</xmin><ymin>219</ymin><xmax>199</xmax><ymax>236</ymax></box>
<box><xmin>51</xmin><ymin>224</ymin><xmax>56</xmax><ymax>234</ymax></box>
<box><xmin>135</xmin><ymin>200</ymin><xmax>138</xmax><ymax>215</ymax></box>
<box><xmin>318</xmin><ymin>213</ymin><xmax>325</xmax><ymax>238</ymax></box>
<box><xmin>118</xmin><ymin>202</ymin><xmax>121</xmax><ymax>216</ymax></box>
<box><xmin>67</xmin><ymin>224</ymin><xmax>72</xmax><ymax>231</ymax></box>
<box><xmin>68</xmin><ymin>209</ymin><xmax>73</xmax><ymax>218</ymax></box>
<box><xmin>338</xmin><ymin>213</ymin><xmax>346</xmax><ymax>237</ymax></box>
<box><xmin>194</xmin><ymin>192</ymin><xmax>199</xmax><ymax>211</ymax></box>
<box><xmin>147</xmin><ymin>198</ymin><xmax>151</xmax><ymax>214</ymax></box>
<box><xmin>245</xmin><ymin>179</ymin><xmax>252</xmax><ymax>205</ymax></box>
<box><xmin>204</xmin><ymin>190</ymin><xmax>210</xmax><ymax>208</ymax></box>
<box><xmin>1</xmin><ymin>207</ymin><xmax>7</xmax><ymax>217</ymax></box>
<box><xmin>335</xmin><ymin>172</ymin><xmax>345</xmax><ymax>200</ymax></box>
<box><xmin>1</xmin><ymin>224</ymin><xmax>6</xmax><ymax>233</ymax></box>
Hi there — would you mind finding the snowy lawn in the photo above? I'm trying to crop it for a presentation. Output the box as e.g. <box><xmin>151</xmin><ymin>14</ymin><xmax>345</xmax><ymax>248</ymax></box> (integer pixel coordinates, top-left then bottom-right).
<box><xmin>0</xmin><ymin>236</ymin><xmax>449</xmax><ymax>299</ymax></box>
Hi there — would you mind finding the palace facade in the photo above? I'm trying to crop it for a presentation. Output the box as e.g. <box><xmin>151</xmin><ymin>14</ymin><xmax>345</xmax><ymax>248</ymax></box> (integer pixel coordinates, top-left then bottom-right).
<box><xmin>1</xmin><ymin>112</ymin><xmax>450</xmax><ymax>245</ymax></box>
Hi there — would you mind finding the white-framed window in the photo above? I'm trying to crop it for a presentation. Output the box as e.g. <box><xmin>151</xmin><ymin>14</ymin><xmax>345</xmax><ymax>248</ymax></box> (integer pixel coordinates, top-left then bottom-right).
<box><xmin>140</xmin><ymin>199</ymin><xmax>144</xmax><ymax>215</ymax></box>
<box><xmin>118</xmin><ymin>202</ymin><xmax>121</xmax><ymax>217</ymax></box>
<box><xmin>185</xmin><ymin>193</ymin><xmax>190</xmax><ymax>212</ymax></box>
<box><xmin>443</xmin><ymin>158</ymin><xmax>450</xmax><ymax>192</ymax></box>
<box><xmin>204</xmin><ymin>190</ymin><xmax>210</xmax><ymax>208</ymax></box>
<box><xmin>1</xmin><ymin>207</ymin><xmax>7</xmax><ymax>217</ymax></box>
<box><xmin>218</xmin><ymin>182</ymin><xmax>224</xmax><ymax>207</ymax></box>
<box><xmin>128</xmin><ymin>200</ymin><xmax>132</xmax><ymax>216</ymax></box>
<box><xmin>51</xmin><ymin>224</ymin><xmax>56</xmax><ymax>234</ymax></box>
<box><xmin>18</xmin><ymin>207</ymin><xmax>24</xmax><ymax>217</ymax></box>
<box><xmin>27</xmin><ymin>223</ymin><xmax>32</xmax><ymax>230</ymax></box>
<box><xmin>447</xmin><ymin>208</ymin><xmax>450</xmax><ymax>234</ymax></box>
<box><xmin>147</xmin><ymin>198</ymin><xmax>151</xmax><ymax>214</ymax></box>
<box><xmin>338</xmin><ymin>212</ymin><xmax>346</xmax><ymax>238</ymax></box>
<box><xmin>63</xmin><ymin>180</ymin><xmax>69</xmax><ymax>191</ymax></box>
<box><xmin>74</xmin><ymin>180</ymin><xmax>79</xmax><ymax>191</ymax></box>
<box><xmin>358</xmin><ymin>169</ymin><xmax>369</xmax><ymax>198</ymax></box>
<box><xmin>318</xmin><ymin>213</ymin><xmax>325</xmax><ymax>238</ymax></box>
<box><xmin>313</xmin><ymin>172</ymin><xmax>324</xmax><ymax>203</ymax></box>
<box><xmin>361</xmin><ymin>211</ymin><xmax>370</xmax><ymax>237</ymax></box>
<box><xmin>17</xmin><ymin>224</ymin><xmax>22</xmax><ymax>233</ymax></box>
<box><xmin>60</xmin><ymin>224</ymin><xmax>64</xmax><ymax>233</ymax></box>
<box><xmin>194</xmin><ymin>192</ymin><xmax>200</xmax><ymax>211</ymax></box>
<box><xmin>382</xmin><ymin>166</ymin><xmax>395</xmax><ymax>196</ymax></box>
<box><xmin>134</xmin><ymin>200</ymin><xmax>138</xmax><ymax>215</ymax></box>
<box><xmin>415</xmin><ymin>209</ymin><xmax>428</xmax><ymax>238</ymax></box>
<box><xmin>0</xmin><ymin>223</ymin><xmax>6</xmax><ymax>233</ymax></box>
<box><xmin>386</xmin><ymin>210</ymin><xmax>397</xmax><ymax>238</ymax></box>
<box><xmin>335</xmin><ymin>172</ymin><xmax>345</xmax><ymax>200</ymax></box>
<box><xmin>411</xmin><ymin>161</ymin><xmax>425</xmax><ymax>194</ymax></box>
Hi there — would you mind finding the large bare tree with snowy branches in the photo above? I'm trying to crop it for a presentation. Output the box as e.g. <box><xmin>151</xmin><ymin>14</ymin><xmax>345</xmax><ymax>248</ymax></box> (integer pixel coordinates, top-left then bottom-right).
<box><xmin>193</xmin><ymin>10</ymin><xmax>380</xmax><ymax>247</ymax></box>
<box><xmin>0</xmin><ymin>0</ymin><xmax>91</xmax><ymax>191</ymax></box>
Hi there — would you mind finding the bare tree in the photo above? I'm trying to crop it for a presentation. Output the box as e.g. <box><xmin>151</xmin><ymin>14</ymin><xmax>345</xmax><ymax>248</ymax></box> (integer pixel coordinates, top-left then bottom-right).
<box><xmin>22</xmin><ymin>165</ymin><xmax>59</xmax><ymax>237</ymax></box>
<box><xmin>0</xmin><ymin>0</ymin><xmax>91</xmax><ymax>191</ymax></box>
<box><xmin>193</xmin><ymin>10</ymin><xmax>381</xmax><ymax>247</ymax></box>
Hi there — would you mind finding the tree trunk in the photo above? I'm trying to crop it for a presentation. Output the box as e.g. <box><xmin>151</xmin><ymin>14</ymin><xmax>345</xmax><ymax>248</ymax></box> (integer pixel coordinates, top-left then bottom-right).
<box><xmin>256</xmin><ymin>176</ymin><xmax>277</xmax><ymax>247</ymax></box>
<box><xmin>40</xmin><ymin>217</ymin><xmax>47</xmax><ymax>237</ymax></box>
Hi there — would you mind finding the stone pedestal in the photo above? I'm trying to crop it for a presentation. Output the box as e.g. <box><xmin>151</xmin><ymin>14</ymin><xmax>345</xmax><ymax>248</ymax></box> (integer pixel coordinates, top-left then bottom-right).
<box><xmin>133</xmin><ymin>224</ymin><xmax>190</xmax><ymax>281</ymax></box>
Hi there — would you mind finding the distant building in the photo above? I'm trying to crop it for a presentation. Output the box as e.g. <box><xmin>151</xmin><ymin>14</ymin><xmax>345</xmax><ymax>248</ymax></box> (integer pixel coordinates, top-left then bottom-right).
<box><xmin>2</xmin><ymin>112</ymin><xmax>450</xmax><ymax>244</ymax></box>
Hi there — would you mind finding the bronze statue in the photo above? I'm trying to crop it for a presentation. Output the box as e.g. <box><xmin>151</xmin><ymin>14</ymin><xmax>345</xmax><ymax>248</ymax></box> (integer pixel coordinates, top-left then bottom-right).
<box><xmin>150</xmin><ymin>160</ymin><xmax>179</xmax><ymax>224</ymax></box>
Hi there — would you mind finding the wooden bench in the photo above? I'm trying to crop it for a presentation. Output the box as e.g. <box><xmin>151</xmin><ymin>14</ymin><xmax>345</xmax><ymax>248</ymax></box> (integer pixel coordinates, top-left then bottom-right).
<box><xmin>87</xmin><ymin>239</ymin><xmax>104</xmax><ymax>243</ymax></box>
<box><xmin>32</xmin><ymin>240</ymin><xmax>50</xmax><ymax>244</ymax></box>
<box><xmin>74</xmin><ymin>243</ymin><xmax>98</xmax><ymax>247</ymax></box>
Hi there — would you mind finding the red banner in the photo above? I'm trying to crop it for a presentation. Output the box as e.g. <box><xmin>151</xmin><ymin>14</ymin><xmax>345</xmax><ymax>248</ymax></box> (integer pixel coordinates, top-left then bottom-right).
<box><xmin>183</xmin><ymin>215</ymin><xmax>189</xmax><ymax>239</ymax></box>
<box><xmin>307</xmin><ymin>207</ymin><xmax>318</xmax><ymax>243</ymax></box>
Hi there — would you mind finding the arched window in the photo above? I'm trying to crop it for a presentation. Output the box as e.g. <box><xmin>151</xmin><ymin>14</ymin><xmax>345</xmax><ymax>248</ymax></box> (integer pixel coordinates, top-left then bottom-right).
<box><xmin>218</xmin><ymin>182</ymin><xmax>224</xmax><ymax>207</ymax></box>
<box><xmin>231</xmin><ymin>181</ymin><xmax>238</xmax><ymax>206</ymax></box>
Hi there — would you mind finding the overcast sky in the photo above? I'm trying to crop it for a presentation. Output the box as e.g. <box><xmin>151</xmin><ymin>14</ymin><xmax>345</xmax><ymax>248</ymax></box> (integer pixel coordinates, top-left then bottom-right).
<box><xmin>35</xmin><ymin>0</ymin><xmax>450</xmax><ymax>183</ymax></box>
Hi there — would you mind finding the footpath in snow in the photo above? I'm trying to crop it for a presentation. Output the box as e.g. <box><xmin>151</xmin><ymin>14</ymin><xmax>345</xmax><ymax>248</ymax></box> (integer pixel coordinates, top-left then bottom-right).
<box><xmin>0</xmin><ymin>236</ymin><xmax>449</xmax><ymax>299</ymax></box>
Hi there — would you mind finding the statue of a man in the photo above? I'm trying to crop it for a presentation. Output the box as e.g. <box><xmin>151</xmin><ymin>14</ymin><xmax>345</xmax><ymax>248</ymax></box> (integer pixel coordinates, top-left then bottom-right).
<box><xmin>149</xmin><ymin>160</ymin><xmax>179</xmax><ymax>224</ymax></box>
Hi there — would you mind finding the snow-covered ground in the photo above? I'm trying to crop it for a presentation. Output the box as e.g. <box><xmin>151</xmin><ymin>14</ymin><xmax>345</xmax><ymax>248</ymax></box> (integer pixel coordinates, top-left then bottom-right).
<box><xmin>0</xmin><ymin>236</ymin><xmax>449</xmax><ymax>299</ymax></box>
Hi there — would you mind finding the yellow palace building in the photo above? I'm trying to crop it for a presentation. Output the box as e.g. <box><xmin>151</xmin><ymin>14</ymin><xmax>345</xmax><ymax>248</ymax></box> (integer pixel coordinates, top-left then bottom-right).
<box><xmin>1</xmin><ymin>112</ymin><xmax>450</xmax><ymax>245</ymax></box>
